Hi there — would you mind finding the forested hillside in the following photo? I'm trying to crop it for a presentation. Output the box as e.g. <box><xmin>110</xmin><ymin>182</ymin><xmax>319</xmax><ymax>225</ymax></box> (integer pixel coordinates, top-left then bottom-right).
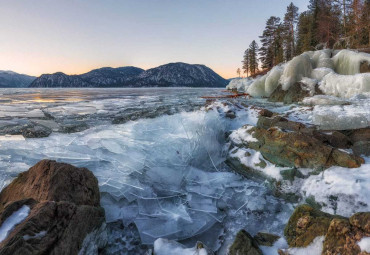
<box><xmin>239</xmin><ymin>0</ymin><xmax>369</xmax><ymax>77</ymax></box>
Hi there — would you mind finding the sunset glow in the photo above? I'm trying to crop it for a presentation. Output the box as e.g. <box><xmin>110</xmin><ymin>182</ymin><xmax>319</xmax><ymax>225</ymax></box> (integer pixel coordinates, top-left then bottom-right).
<box><xmin>1</xmin><ymin>0</ymin><xmax>308</xmax><ymax>78</ymax></box>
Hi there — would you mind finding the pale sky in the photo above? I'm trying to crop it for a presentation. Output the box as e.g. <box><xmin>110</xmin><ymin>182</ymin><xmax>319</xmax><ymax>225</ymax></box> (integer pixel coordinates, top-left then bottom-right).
<box><xmin>0</xmin><ymin>0</ymin><xmax>308</xmax><ymax>78</ymax></box>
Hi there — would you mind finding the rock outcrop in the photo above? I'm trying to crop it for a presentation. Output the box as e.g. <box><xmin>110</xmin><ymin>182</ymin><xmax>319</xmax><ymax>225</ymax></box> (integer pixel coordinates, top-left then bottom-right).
<box><xmin>230</xmin><ymin>124</ymin><xmax>363</xmax><ymax>170</ymax></box>
<box><xmin>0</xmin><ymin>160</ymin><xmax>105</xmax><ymax>255</ymax></box>
<box><xmin>284</xmin><ymin>204</ymin><xmax>370</xmax><ymax>255</ymax></box>
<box><xmin>229</xmin><ymin>230</ymin><xmax>262</xmax><ymax>255</ymax></box>
<box><xmin>268</xmin><ymin>82</ymin><xmax>323</xmax><ymax>104</ymax></box>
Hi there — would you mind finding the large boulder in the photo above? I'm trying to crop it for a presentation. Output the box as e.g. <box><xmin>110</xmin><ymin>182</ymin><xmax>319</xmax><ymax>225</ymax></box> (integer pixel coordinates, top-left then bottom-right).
<box><xmin>284</xmin><ymin>205</ymin><xmax>370</xmax><ymax>254</ymax></box>
<box><xmin>0</xmin><ymin>160</ymin><xmax>105</xmax><ymax>255</ymax></box>
<box><xmin>237</xmin><ymin>125</ymin><xmax>363</xmax><ymax>169</ymax></box>
<box><xmin>284</xmin><ymin>204</ymin><xmax>344</xmax><ymax>247</ymax></box>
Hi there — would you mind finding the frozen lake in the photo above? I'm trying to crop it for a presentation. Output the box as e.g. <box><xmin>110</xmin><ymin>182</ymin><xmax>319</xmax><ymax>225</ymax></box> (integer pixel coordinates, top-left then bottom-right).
<box><xmin>0</xmin><ymin>88</ymin><xmax>293</xmax><ymax>254</ymax></box>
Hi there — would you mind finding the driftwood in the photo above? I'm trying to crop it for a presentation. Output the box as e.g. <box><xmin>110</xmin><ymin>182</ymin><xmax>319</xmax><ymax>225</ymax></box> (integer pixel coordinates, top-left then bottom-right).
<box><xmin>201</xmin><ymin>93</ymin><xmax>251</xmax><ymax>99</ymax></box>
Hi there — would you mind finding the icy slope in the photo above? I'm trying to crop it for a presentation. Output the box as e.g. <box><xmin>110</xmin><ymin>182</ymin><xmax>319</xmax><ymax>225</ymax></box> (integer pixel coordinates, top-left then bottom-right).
<box><xmin>228</xmin><ymin>49</ymin><xmax>370</xmax><ymax>99</ymax></box>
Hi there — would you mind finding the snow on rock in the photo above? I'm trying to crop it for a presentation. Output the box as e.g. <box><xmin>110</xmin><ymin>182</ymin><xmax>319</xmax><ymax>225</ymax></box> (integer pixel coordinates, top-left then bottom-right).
<box><xmin>228</xmin><ymin>125</ymin><xmax>258</xmax><ymax>143</ymax></box>
<box><xmin>301</xmin><ymin>158</ymin><xmax>370</xmax><ymax>217</ymax></box>
<box><xmin>154</xmin><ymin>238</ymin><xmax>209</xmax><ymax>255</ymax></box>
<box><xmin>260</xmin><ymin>238</ymin><xmax>288</xmax><ymax>255</ymax></box>
<box><xmin>0</xmin><ymin>205</ymin><xmax>30</xmax><ymax>242</ymax></box>
<box><xmin>229</xmin><ymin>146</ymin><xmax>287</xmax><ymax>181</ymax></box>
<box><xmin>358</xmin><ymin>237</ymin><xmax>370</xmax><ymax>253</ymax></box>
<box><xmin>227</xmin><ymin>49</ymin><xmax>370</xmax><ymax>99</ymax></box>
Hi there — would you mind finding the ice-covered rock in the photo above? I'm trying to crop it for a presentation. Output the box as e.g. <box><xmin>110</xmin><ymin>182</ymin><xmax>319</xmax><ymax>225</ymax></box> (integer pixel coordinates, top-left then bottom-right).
<box><xmin>280</xmin><ymin>54</ymin><xmax>313</xmax><ymax>91</ymax></box>
<box><xmin>226</xmin><ymin>78</ymin><xmax>253</xmax><ymax>91</ymax></box>
<box><xmin>333</xmin><ymin>49</ymin><xmax>370</xmax><ymax>75</ymax></box>
<box><xmin>226</xmin><ymin>49</ymin><xmax>370</xmax><ymax>100</ymax></box>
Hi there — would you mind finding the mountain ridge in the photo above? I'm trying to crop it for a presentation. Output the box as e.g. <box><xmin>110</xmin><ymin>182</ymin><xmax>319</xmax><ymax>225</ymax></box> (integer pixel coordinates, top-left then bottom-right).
<box><xmin>28</xmin><ymin>63</ymin><xmax>227</xmax><ymax>88</ymax></box>
<box><xmin>0</xmin><ymin>71</ymin><xmax>36</xmax><ymax>88</ymax></box>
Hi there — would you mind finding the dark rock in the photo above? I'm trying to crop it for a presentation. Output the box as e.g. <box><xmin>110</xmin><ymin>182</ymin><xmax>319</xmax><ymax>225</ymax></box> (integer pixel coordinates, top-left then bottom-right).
<box><xmin>0</xmin><ymin>160</ymin><xmax>100</xmax><ymax>208</ymax></box>
<box><xmin>225</xmin><ymin>110</ymin><xmax>236</xmax><ymax>119</ymax></box>
<box><xmin>269</xmin><ymin>82</ymin><xmax>323</xmax><ymax>104</ymax></box>
<box><xmin>349</xmin><ymin>128</ymin><xmax>370</xmax><ymax>156</ymax></box>
<box><xmin>348</xmin><ymin>128</ymin><xmax>370</xmax><ymax>144</ymax></box>
<box><xmin>259</xmin><ymin>109</ymin><xmax>274</xmax><ymax>118</ymax></box>
<box><xmin>280</xmin><ymin>168</ymin><xmax>304</xmax><ymax>182</ymax></box>
<box><xmin>21</xmin><ymin>125</ymin><xmax>52</xmax><ymax>138</ymax></box>
<box><xmin>0</xmin><ymin>160</ymin><xmax>105</xmax><ymax>255</ymax></box>
<box><xmin>0</xmin><ymin>122</ymin><xmax>52</xmax><ymax>138</ymax></box>
<box><xmin>254</xmin><ymin>232</ymin><xmax>280</xmax><ymax>247</ymax></box>
<box><xmin>257</xmin><ymin>116</ymin><xmax>305</xmax><ymax>132</ymax></box>
<box><xmin>311</xmin><ymin>130</ymin><xmax>352</xmax><ymax>149</ymax></box>
<box><xmin>229</xmin><ymin>230</ymin><xmax>262</xmax><ymax>255</ymax></box>
<box><xmin>360</xmin><ymin>60</ymin><xmax>370</xmax><ymax>73</ymax></box>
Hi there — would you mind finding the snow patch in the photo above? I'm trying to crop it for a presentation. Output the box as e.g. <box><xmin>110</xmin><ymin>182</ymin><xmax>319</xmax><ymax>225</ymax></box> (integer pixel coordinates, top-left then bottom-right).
<box><xmin>0</xmin><ymin>205</ymin><xmax>30</xmax><ymax>242</ymax></box>
<box><xmin>358</xmin><ymin>237</ymin><xmax>370</xmax><ymax>253</ymax></box>
<box><xmin>287</xmin><ymin>236</ymin><xmax>324</xmax><ymax>255</ymax></box>
<box><xmin>154</xmin><ymin>238</ymin><xmax>208</xmax><ymax>255</ymax></box>
<box><xmin>301</xmin><ymin>161</ymin><xmax>370</xmax><ymax>216</ymax></box>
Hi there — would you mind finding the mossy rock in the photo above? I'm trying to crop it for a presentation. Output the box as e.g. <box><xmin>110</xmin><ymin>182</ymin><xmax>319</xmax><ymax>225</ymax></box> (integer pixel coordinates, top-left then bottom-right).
<box><xmin>254</xmin><ymin>232</ymin><xmax>280</xmax><ymax>247</ymax></box>
<box><xmin>229</xmin><ymin>230</ymin><xmax>262</xmax><ymax>255</ymax></box>
<box><xmin>280</xmin><ymin>168</ymin><xmax>304</xmax><ymax>182</ymax></box>
<box><xmin>284</xmin><ymin>204</ymin><xmax>344</xmax><ymax>247</ymax></box>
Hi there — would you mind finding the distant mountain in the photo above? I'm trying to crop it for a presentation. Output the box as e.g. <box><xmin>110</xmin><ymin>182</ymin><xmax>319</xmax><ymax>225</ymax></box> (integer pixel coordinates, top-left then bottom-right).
<box><xmin>30</xmin><ymin>67</ymin><xmax>144</xmax><ymax>88</ymax></box>
<box><xmin>29</xmin><ymin>63</ymin><xmax>227</xmax><ymax>88</ymax></box>
<box><xmin>0</xmin><ymin>71</ymin><xmax>35</xmax><ymax>88</ymax></box>
<box><xmin>130</xmin><ymin>63</ymin><xmax>228</xmax><ymax>87</ymax></box>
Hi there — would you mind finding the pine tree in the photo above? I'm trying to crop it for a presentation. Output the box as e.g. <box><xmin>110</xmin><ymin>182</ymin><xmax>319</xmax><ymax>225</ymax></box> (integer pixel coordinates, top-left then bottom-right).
<box><xmin>259</xmin><ymin>16</ymin><xmax>282</xmax><ymax>69</ymax></box>
<box><xmin>358</xmin><ymin>0</ymin><xmax>370</xmax><ymax>46</ymax></box>
<box><xmin>296</xmin><ymin>11</ymin><xmax>313</xmax><ymax>53</ymax></box>
<box><xmin>283</xmin><ymin>2</ymin><xmax>299</xmax><ymax>60</ymax></box>
<box><xmin>248</xmin><ymin>40</ymin><xmax>259</xmax><ymax>76</ymax></box>
<box><xmin>333</xmin><ymin>0</ymin><xmax>352</xmax><ymax>37</ymax></box>
<box><xmin>308</xmin><ymin>0</ymin><xmax>320</xmax><ymax>47</ymax></box>
<box><xmin>242</xmin><ymin>49</ymin><xmax>250</xmax><ymax>77</ymax></box>
<box><xmin>236</xmin><ymin>68</ymin><xmax>241</xmax><ymax>78</ymax></box>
